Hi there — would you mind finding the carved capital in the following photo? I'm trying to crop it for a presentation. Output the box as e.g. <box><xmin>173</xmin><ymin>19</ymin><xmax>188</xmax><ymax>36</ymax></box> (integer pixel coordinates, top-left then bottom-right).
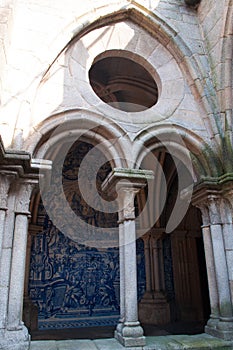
<box><xmin>118</xmin><ymin>186</ymin><xmax>139</xmax><ymax>222</ymax></box>
<box><xmin>207</xmin><ymin>195</ymin><xmax>222</xmax><ymax>225</ymax></box>
<box><xmin>196</xmin><ymin>203</ymin><xmax>210</xmax><ymax>226</ymax></box>
<box><xmin>102</xmin><ymin>168</ymin><xmax>154</xmax><ymax>223</ymax></box>
<box><xmin>142</xmin><ymin>233</ymin><xmax>151</xmax><ymax>248</ymax></box>
<box><xmin>0</xmin><ymin>172</ymin><xmax>17</xmax><ymax>209</ymax></box>
<box><xmin>15</xmin><ymin>181</ymin><xmax>36</xmax><ymax>214</ymax></box>
<box><xmin>192</xmin><ymin>185</ymin><xmax>224</xmax><ymax>225</ymax></box>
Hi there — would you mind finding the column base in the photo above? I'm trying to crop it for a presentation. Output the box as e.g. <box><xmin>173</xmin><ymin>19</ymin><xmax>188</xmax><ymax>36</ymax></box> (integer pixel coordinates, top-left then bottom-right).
<box><xmin>115</xmin><ymin>321</ymin><xmax>146</xmax><ymax>347</ymax></box>
<box><xmin>205</xmin><ymin>318</ymin><xmax>233</xmax><ymax>341</ymax></box>
<box><xmin>0</xmin><ymin>324</ymin><xmax>30</xmax><ymax>350</ymax></box>
<box><xmin>139</xmin><ymin>292</ymin><xmax>170</xmax><ymax>325</ymax></box>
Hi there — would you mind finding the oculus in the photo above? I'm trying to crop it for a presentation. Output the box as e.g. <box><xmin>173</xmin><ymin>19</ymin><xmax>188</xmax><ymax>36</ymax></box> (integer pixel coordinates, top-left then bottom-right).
<box><xmin>89</xmin><ymin>55</ymin><xmax>158</xmax><ymax>112</ymax></box>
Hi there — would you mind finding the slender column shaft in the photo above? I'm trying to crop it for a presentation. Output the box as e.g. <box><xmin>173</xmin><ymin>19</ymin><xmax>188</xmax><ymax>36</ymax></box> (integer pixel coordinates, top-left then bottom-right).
<box><xmin>124</xmin><ymin>219</ymin><xmax>138</xmax><ymax>323</ymax></box>
<box><xmin>24</xmin><ymin>233</ymin><xmax>32</xmax><ymax>298</ymax></box>
<box><xmin>201</xmin><ymin>224</ymin><xmax>219</xmax><ymax>319</ymax></box>
<box><xmin>0</xmin><ymin>174</ymin><xmax>13</xmax><ymax>261</ymax></box>
<box><xmin>8</xmin><ymin>213</ymin><xmax>29</xmax><ymax>329</ymax></box>
<box><xmin>7</xmin><ymin>181</ymin><xmax>34</xmax><ymax>331</ymax></box>
<box><xmin>143</xmin><ymin>234</ymin><xmax>152</xmax><ymax>293</ymax></box>
<box><xmin>210</xmin><ymin>223</ymin><xmax>233</xmax><ymax>320</ymax></box>
<box><xmin>0</xmin><ymin>178</ymin><xmax>16</xmax><ymax>330</ymax></box>
<box><xmin>118</xmin><ymin>222</ymin><xmax>125</xmax><ymax>326</ymax></box>
<box><xmin>0</xmin><ymin>209</ymin><xmax>7</xmax><ymax>260</ymax></box>
<box><xmin>222</xmin><ymin>221</ymin><xmax>233</xmax><ymax>303</ymax></box>
<box><xmin>152</xmin><ymin>237</ymin><xmax>160</xmax><ymax>292</ymax></box>
<box><xmin>158</xmin><ymin>239</ymin><xmax>165</xmax><ymax>291</ymax></box>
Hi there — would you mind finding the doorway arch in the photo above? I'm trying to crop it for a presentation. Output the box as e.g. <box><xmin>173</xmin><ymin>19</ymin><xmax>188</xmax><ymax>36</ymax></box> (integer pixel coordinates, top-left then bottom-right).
<box><xmin>23</xmin><ymin>137</ymin><xmax>147</xmax><ymax>339</ymax></box>
<box><xmin>136</xmin><ymin>148</ymin><xmax>211</xmax><ymax>335</ymax></box>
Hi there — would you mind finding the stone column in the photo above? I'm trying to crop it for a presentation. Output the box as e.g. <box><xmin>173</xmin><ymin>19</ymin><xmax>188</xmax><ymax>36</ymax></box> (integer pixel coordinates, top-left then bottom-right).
<box><xmin>221</xmin><ymin>191</ymin><xmax>233</xmax><ymax>305</ymax></box>
<box><xmin>0</xmin><ymin>180</ymin><xmax>36</xmax><ymax>350</ymax></box>
<box><xmin>208</xmin><ymin>196</ymin><xmax>233</xmax><ymax>340</ymax></box>
<box><xmin>158</xmin><ymin>239</ymin><xmax>165</xmax><ymax>291</ymax></box>
<box><xmin>139</xmin><ymin>229</ymin><xmax>170</xmax><ymax>325</ymax></box>
<box><xmin>196</xmin><ymin>203</ymin><xmax>220</xmax><ymax>331</ymax></box>
<box><xmin>151</xmin><ymin>235</ymin><xmax>160</xmax><ymax>293</ymax></box>
<box><xmin>7</xmin><ymin>181</ymin><xmax>34</xmax><ymax>330</ymax></box>
<box><xmin>116</xmin><ymin>184</ymin><xmax>145</xmax><ymax>347</ymax></box>
<box><xmin>23</xmin><ymin>225</ymin><xmax>40</xmax><ymax>332</ymax></box>
<box><xmin>115</xmin><ymin>221</ymin><xmax>125</xmax><ymax>336</ymax></box>
<box><xmin>102</xmin><ymin>168</ymin><xmax>154</xmax><ymax>348</ymax></box>
<box><xmin>193</xmin><ymin>187</ymin><xmax>233</xmax><ymax>340</ymax></box>
<box><xmin>0</xmin><ymin>172</ymin><xmax>16</xmax><ymax>330</ymax></box>
<box><xmin>142</xmin><ymin>233</ymin><xmax>152</xmax><ymax>296</ymax></box>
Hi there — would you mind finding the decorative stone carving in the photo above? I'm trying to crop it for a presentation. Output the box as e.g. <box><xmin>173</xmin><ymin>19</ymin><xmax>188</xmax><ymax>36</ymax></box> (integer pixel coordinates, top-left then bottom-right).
<box><xmin>118</xmin><ymin>187</ymin><xmax>139</xmax><ymax>222</ymax></box>
<box><xmin>15</xmin><ymin>181</ymin><xmax>35</xmax><ymax>215</ymax></box>
<box><xmin>0</xmin><ymin>173</ymin><xmax>14</xmax><ymax>209</ymax></box>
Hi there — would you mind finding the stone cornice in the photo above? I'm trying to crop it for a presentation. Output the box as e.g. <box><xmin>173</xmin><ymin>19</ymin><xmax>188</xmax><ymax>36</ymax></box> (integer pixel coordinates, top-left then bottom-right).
<box><xmin>192</xmin><ymin>174</ymin><xmax>233</xmax><ymax>206</ymax></box>
<box><xmin>102</xmin><ymin>167</ymin><xmax>154</xmax><ymax>194</ymax></box>
<box><xmin>0</xmin><ymin>136</ymin><xmax>51</xmax><ymax>180</ymax></box>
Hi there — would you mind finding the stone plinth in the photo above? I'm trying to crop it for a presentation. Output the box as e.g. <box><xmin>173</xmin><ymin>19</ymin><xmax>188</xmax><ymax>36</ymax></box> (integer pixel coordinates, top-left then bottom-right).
<box><xmin>0</xmin><ymin>327</ymin><xmax>30</xmax><ymax>350</ymax></box>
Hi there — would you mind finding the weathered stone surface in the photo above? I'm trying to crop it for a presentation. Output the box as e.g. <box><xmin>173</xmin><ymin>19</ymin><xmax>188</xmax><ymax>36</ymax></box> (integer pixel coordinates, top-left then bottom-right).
<box><xmin>0</xmin><ymin>1</ymin><xmax>233</xmax><ymax>349</ymax></box>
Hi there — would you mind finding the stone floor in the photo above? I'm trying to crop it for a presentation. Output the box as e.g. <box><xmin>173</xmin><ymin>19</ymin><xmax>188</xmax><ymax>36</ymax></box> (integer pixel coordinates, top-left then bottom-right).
<box><xmin>30</xmin><ymin>322</ymin><xmax>233</xmax><ymax>349</ymax></box>
<box><xmin>30</xmin><ymin>334</ymin><xmax>233</xmax><ymax>350</ymax></box>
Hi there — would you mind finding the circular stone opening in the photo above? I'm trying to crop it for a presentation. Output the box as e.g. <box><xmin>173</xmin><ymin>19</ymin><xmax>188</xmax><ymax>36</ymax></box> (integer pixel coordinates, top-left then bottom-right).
<box><xmin>89</xmin><ymin>55</ymin><xmax>158</xmax><ymax>112</ymax></box>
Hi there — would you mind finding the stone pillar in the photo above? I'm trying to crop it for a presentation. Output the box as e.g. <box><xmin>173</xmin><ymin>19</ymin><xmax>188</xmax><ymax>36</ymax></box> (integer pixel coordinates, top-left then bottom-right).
<box><xmin>193</xmin><ymin>190</ymin><xmax>233</xmax><ymax>340</ymax></box>
<box><xmin>197</xmin><ymin>203</ymin><xmax>220</xmax><ymax>331</ymax></box>
<box><xmin>116</xmin><ymin>184</ymin><xmax>145</xmax><ymax>347</ymax></box>
<box><xmin>158</xmin><ymin>239</ymin><xmax>165</xmax><ymax>291</ymax></box>
<box><xmin>102</xmin><ymin>168</ymin><xmax>154</xmax><ymax>348</ymax></box>
<box><xmin>208</xmin><ymin>196</ymin><xmax>233</xmax><ymax>340</ymax></box>
<box><xmin>0</xmin><ymin>172</ymin><xmax>16</xmax><ymax>330</ymax></box>
<box><xmin>142</xmin><ymin>234</ymin><xmax>152</xmax><ymax>296</ymax></box>
<box><xmin>0</xmin><ymin>174</ymin><xmax>11</xmax><ymax>261</ymax></box>
<box><xmin>115</xmin><ymin>221</ymin><xmax>125</xmax><ymax>336</ymax></box>
<box><xmin>221</xmin><ymin>191</ymin><xmax>233</xmax><ymax>305</ymax></box>
<box><xmin>0</xmin><ymin>180</ymin><xmax>35</xmax><ymax>350</ymax></box>
<box><xmin>151</xmin><ymin>235</ymin><xmax>160</xmax><ymax>293</ymax></box>
<box><xmin>8</xmin><ymin>181</ymin><xmax>34</xmax><ymax>328</ymax></box>
<box><xmin>139</xmin><ymin>229</ymin><xmax>170</xmax><ymax>325</ymax></box>
<box><xmin>23</xmin><ymin>225</ymin><xmax>40</xmax><ymax>333</ymax></box>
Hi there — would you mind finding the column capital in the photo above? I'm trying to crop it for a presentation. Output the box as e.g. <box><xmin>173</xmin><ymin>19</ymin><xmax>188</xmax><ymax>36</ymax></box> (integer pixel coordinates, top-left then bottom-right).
<box><xmin>192</xmin><ymin>185</ymin><xmax>224</xmax><ymax>225</ymax></box>
<box><xmin>14</xmin><ymin>180</ymin><xmax>37</xmax><ymax>215</ymax></box>
<box><xmin>150</xmin><ymin>227</ymin><xmax>165</xmax><ymax>240</ymax></box>
<box><xmin>102</xmin><ymin>168</ymin><xmax>154</xmax><ymax>222</ymax></box>
<box><xmin>118</xmin><ymin>186</ymin><xmax>140</xmax><ymax>221</ymax></box>
<box><xmin>0</xmin><ymin>171</ymin><xmax>18</xmax><ymax>209</ymax></box>
<box><xmin>142</xmin><ymin>233</ymin><xmax>151</xmax><ymax>247</ymax></box>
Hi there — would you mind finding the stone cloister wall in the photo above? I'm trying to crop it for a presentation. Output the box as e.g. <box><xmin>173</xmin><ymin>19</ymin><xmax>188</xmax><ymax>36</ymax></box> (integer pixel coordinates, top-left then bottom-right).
<box><xmin>0</xmin><ymin>0</ymin><xmax>233</xmax><ymax>349</ymax></box>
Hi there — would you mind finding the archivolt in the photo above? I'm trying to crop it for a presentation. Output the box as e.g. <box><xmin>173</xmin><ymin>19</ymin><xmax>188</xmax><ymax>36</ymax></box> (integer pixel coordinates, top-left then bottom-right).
<box><xmin>25</xmin><ymin>109</ymin><xmax>131</xmax><ymax>169</ymax></box>
<box><xmin>133</xmin><ymin>123</ymin><xmax>222</xmax><ymax>179</ymax></box>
